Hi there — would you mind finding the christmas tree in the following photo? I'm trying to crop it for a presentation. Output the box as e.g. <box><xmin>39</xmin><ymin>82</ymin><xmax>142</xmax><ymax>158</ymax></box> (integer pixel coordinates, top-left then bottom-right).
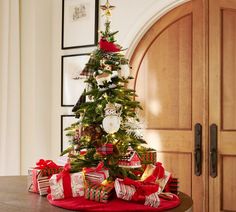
<box><xmin>62</xmin><ymin>0</ymin><xmax>150</xmax><ymax>180</ymax></box>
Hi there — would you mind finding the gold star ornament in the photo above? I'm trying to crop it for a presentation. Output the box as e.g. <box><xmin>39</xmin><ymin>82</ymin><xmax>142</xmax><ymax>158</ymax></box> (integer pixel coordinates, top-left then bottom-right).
<box><xmin>100</xmin><ymin>0</ymin><xmax>115</xmax><ymax>18</ymax></box>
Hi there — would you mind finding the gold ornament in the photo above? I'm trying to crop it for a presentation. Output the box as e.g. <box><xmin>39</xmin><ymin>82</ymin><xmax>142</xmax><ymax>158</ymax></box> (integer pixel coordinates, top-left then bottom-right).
<box><xmin>100</xmin><ymin>0</ymin><xmax>115</xmax><ymax>18</ymax></box>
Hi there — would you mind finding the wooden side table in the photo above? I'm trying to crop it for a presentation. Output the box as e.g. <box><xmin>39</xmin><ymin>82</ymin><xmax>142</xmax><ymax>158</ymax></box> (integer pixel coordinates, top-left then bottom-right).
<box><xmin>0</xmin><ymin>176</ymin><xmax>193</xmax><ymax>212</ymax></box>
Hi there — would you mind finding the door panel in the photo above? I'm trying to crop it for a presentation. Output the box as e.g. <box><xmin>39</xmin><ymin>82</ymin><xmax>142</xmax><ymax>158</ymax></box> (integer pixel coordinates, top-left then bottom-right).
<box><xmin>158</xmin><ymin>152</ymin><xmax>192</xmax><ymax>196</ymax></box>
<box><xmin>222</xmin><ymin>9</ymin><xmax>236</xmax><ymax>130</ymax></box>
<box><xmin>130</xmin><ymin>2</ymin><xmax>207</xmax><ymax>212</ymax></box>
<box><xmin>209</xmin><ymin>0</ymin><xmax>236</xmax><ymax>211</ymax></box>
<box><xmin>222</xmin><ymin>156</ymin><xmax>236</xmax><ymax>211</ymax></box>
<box><xmin>136</xmin><ymin>15</ymin><xmax>192</xmax><ymax>130</ymax></box>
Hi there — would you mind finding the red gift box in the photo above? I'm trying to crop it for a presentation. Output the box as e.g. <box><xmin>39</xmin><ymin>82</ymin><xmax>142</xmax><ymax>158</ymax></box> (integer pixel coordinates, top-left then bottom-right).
<box><xmin>28</xmin><ymin>159</ymin><xmax>62</xmax><ymax>195</ymax></box>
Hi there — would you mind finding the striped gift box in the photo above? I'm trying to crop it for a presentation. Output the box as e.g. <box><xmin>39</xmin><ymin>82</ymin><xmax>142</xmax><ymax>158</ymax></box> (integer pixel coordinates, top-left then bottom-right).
<box><xmin>164</xmin><ymin>177</ymin><xmax>179</xmax><ymax>195</ymax></box>
<box><xmin>114</xmin><ymin>178</ymin><xmax>160</xmax><ymax>208</ymax></box>
<box><xmin>28</xmin><ymin>167</ymin><xmax>62</xmax><ymax>196</ymax></box>
<box><xmin>84</xmin><ymin>182</ymin><xmax>114</xmax><ymax>203</ymax></box>
<box><xmin>85</xmin><ymin>169</ymin><xmax>109</xmax><ymax>185</ymax></box>
<box><xmin>140</xmin><ymin>150</ymin><xmax>157</xmax><ymax>165</ymax></box>
<box><xmin>38</xmin><ymin>176</ymin><xmax>50</xmax><ymax>195</ymax></box>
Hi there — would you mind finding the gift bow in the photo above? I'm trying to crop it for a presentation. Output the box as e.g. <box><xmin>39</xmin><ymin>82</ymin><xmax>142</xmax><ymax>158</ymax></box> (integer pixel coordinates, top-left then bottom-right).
<box><xmin>36</xmin><ymin>159</ymin><xmax>59</xmax><ymax>170</ymax></box>
<box><xmin>123</xmin><ymin>178</ymin><xmax>159</xmax><ymax>203</ymax></box>
<box><xmin>83</xmin><ymin>162</ymin><xmax>104</xmax><ymax>173</ymax></box>
<box><xmin>56</xmin><ymin>163</ymin><xmax>71</xmax><ymax>182</ymax></box>
<box><xmin>32</xmin><ymin>159</ymin><xmax>60</xmax><ymax>193</ymax></box>
<box><xmin>56</xmin><ymin>163</ymin><xmax>73</xmax><ymax>198</ymax></box>
<box><xmin>144</xmin><ymin>162</ymin><xmax>165</xmax><ymax>183</ymax></box>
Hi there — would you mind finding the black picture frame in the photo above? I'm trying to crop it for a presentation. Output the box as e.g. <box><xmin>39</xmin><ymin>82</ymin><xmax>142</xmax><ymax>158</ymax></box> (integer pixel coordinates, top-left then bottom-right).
<box><xmin>62</xmin><ymin>0</ymin><xmax>99</xmax><ymax>49</ymax></box>
<box><xmin>61</xmin><ymin>115</ymin><xmax>76</xmax><ymax>152</ymax></box>
<box><xmin>61</xmin><ymin>53</ymin><xmax>90</xmax><ymax>107</ymax></box>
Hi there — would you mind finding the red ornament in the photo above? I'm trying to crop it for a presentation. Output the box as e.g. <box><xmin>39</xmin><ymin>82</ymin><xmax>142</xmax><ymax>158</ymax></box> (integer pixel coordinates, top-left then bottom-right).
<box><xmin>99</xmin><ymin>38</ymin><xmax>121</xmax><ymax>52</ymax></box>
<box><xmin>79</xmin><ymin>149</ymin><xmax>87</xmax><ymax>156</ymax></box>
<box><xmin>97</xmin><ymin>143</ymin><xmax>113</xmax><ymax>156</ymax></box>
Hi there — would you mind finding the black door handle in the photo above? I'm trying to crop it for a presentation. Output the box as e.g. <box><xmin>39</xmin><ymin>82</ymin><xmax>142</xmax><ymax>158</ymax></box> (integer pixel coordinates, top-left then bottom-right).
<box><xmin>210</xmin><ymin>124</ymin><xmax>218</xmax><ymax>178</ymax></box>
<box><xmin>194</xmin><ymin>123</ymin><xmax>202</xmax><ymax>176</ymax></box>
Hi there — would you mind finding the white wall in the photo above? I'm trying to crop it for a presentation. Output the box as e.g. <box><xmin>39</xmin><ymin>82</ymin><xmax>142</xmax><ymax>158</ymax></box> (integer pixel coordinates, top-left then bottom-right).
<box><xmin>20</xmin><ymin>0</ymin><xmax>187</xmax><ymax>174</ymax></box>
<box><xmin>21</xmin><ymin>0</ymin><xmax>53</xmax><ymax>174</ymax></box>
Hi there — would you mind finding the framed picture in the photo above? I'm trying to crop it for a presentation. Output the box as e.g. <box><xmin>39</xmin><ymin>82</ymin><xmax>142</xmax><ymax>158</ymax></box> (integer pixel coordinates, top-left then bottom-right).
<box><xmin>62</xmin><ymin>0</ymin><xmax>99</xmax><ymax>49</ymax></box>
<box><xmin>61</xmin><ymin>53</ymin><xmax>90</xmax><ymax>107</ymax></box>
<box><xmin>61</xmin><ymin>115</ymin><xmax>77</xmax><ymax>152</ymax></box>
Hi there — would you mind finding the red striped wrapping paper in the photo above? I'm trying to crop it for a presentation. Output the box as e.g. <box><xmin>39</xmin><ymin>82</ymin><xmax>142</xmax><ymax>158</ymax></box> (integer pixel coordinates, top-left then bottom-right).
<box><xmin>114</xmin><ymin>178</ymin><xmax>160</xmax><ymax>208</ymax></box>
<box><xmin>85</xmin><ymin>169</ymin><xmax>109</xmax><ymax>185</ymax></box>
<box><xmin>28</xmin><ymin>167</ymin><xmax>62</xmax><ymax>196</ymax></box>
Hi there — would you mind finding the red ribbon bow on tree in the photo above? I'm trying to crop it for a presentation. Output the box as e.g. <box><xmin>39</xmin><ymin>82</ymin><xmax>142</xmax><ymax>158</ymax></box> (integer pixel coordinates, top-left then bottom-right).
<box><xmin>99</xmin><ymin>38</ymin><xmax>121</xmax><ymax>52</ymax></box>
<box><xmin>123</xmin><ymin>178</ymin><xmax>159</xmax><ymax>203</ymax></box>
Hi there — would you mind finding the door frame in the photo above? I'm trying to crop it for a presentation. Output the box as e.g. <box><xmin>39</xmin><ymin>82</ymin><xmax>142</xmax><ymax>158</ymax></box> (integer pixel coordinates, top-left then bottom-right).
<box><xmin>125</xmin><ymin>0</ymin><xmax>191</xmax><ymax>59</ymax></box>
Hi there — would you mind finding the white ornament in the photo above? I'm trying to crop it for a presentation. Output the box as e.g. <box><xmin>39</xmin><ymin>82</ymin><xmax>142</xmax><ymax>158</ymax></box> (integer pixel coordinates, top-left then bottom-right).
<box><xmin>102</xmin><ymin>115</ymin><xmax>121</xmax><ymax>134</ymax></box>
<box><xmin>118</xmin><ymin>65</ymin><xmax>130</xmax><ymax>79</ymax></box>
<box><xmin>96</xmin><ymin>72</ymin><xmax>112</xmax><ymax>86</ymax></box>
<box><xmin>102</xmin><ymin>103</ymin><xmax>122</xmax><ymax>134</ymax></box>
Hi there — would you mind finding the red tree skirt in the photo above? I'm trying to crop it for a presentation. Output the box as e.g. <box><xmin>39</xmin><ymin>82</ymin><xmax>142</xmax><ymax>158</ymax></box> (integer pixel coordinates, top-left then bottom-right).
<box><xmin>47</xmin><ymin>194</ymin><xmax>180</xmax><ymax>212</ymax></box>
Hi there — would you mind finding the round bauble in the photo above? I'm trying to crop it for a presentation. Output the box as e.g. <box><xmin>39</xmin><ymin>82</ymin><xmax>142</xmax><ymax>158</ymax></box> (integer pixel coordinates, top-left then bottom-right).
<box><xmin>102</xmin><ymin>115</ymin><xmax>121</xmax><ymax>134</ymax></box>
<box><xmin>118</xmin><ymin>65</ymin><xmax>130</xmax><ymax>79</ymax></box>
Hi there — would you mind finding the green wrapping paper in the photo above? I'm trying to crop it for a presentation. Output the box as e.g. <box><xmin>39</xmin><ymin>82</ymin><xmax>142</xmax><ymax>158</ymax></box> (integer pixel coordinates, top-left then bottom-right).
<box><xmin>84</xmin><ymin>182</ymin><xmax>114</xmax><ymax>203</ymax></box>
<box><xmin>140</xmin><ymin>150</ymin><xmax>157</xmax><ymax>165</ymax></box>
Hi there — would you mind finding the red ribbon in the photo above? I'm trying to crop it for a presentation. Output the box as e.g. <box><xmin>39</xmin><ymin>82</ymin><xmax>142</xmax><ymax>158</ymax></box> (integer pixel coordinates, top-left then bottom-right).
<box><xmin>143</xmin><ymin>162</ymin><xmax>165</xmax><ymax>183</ymax></box>
<box><xmin>83</xmin><ymin>162</ymin><xmax>104</xmax><ymax>173</ymax></box>
<box><xmin>32</xmin><ymin>159</ymin><xmax>60</xmax><ymax>193</ymax></box>
<box><xmin>83</xmin><ymin>162</ymin><xmax>107</xmax><ymax>180</ymax></box>
<box><xmin>36</xmin><ymin>159</ymin><xmax>59</xmax><ymax>169</ymax></box>
<box><xmin>32</xmin><ymin>169</ymin><xmax>39</xmax><ymax>192</ymax></box>
<box><xmin>123</xmin><ymin>178</ymin><xmax>159</xmax><ymax>203</ymax></box>
<box><xmin>56</xmin><ymin>163</ymin><xmax>73</xmax><ymax>198</ymax></box>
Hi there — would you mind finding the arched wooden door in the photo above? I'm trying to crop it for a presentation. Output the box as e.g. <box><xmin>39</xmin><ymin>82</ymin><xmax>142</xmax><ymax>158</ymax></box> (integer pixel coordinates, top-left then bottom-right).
<box><xmin>130</xmin><ymin>1</ymin><xmax>207</xmax><ymax>212</ymax></box>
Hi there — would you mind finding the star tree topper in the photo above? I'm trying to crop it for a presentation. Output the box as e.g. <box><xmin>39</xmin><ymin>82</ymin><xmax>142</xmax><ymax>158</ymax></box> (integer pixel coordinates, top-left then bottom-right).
<box><xmin>100</xmin><ymin>0</ymin><xmax>115</xmax><ymax>19</ymax></box>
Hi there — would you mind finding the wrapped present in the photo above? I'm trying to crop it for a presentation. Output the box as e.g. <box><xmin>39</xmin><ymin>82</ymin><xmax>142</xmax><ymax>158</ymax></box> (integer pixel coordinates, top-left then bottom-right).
<box><xmin>164</xmin><ymin>177</ymin><xmax>179</xmax><ymax>194</ymax></box>
<box><xmin>28</xmin><ymin>159</ymin><xmax>63</xmax><ymax>195</ymax></box>
<box><xmin>114</xmin><ymin>178</ymin><xmax>160</xmax><ymax>208</ymax></box>
<box><xmin>84</xmin><ymin>181</ymin><xmax>114</xmax><ymax>203</ymax></box>
<box><xmin>84</xmin><ymin>162</ymin><xmax>109</xmax><ymax>185</ymax></box>
<box><xmin>141</xmin><ymin>162</ymin><xmax>171</xmax><ymax>192</ymax></box>
<box><xmin>49</xmin><ymin>163</ymin><xmax>84</xmax><ymax>200</ymax></box>
<box><xmin>140</xmin><ymin>150</ymin><xmax>157</xmax><ymax>165</ymax></box>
